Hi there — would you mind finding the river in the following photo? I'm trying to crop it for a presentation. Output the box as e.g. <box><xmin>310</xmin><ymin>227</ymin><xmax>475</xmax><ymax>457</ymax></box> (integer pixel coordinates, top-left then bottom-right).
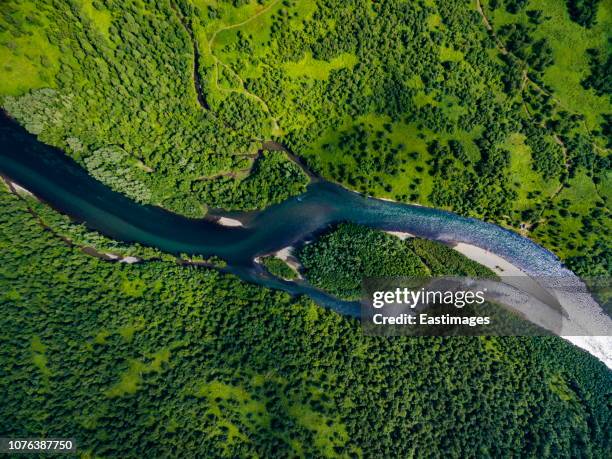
<box><xmin>1</xmin><ymin>113</ymin><xmax>610</xmax><ymax>366</ymax></box>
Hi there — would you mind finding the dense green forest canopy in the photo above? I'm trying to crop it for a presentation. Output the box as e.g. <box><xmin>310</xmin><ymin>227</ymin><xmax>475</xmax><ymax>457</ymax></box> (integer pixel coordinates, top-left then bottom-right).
<box><xmin>0</xmin><ymin>0</ymin><xmax>610</xmax><ymax>275</ymax></box>
<box><xmin>1</xmin><ymin>2</ymin><xmax>611</xmax><ymax>456</ymax></box>
<box><xmin>260</xmin><ymin>255</ymin><xmax>298</xmax><ymax>280</ymax></box>
<box><xmin>1</xmin><ymin>179</ymin><xmax>611</xmax><ymax>457</ymax></box>
<box><xmin>297</xmin><ymin>223</ymin><xmax>495</xmax><ymax>300</ymax></box>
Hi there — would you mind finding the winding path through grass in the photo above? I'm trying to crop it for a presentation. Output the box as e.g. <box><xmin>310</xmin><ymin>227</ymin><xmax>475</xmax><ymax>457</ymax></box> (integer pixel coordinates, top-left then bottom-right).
<box><xmin>207</xmin><ymin>0</ymin><xmax>282</xmax><ymax>135</ymax></box>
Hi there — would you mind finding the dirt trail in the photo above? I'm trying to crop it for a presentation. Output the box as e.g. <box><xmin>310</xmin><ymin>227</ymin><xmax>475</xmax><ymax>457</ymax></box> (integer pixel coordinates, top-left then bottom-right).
<box><xmin>207</xmin><ymin>0</ymin><xmax>281</xmax><ymax>133</ymax></box>
<box><xmin>475</xmin><ymin>0</ymin><xmax>491</xmax><ymax>30</ymax></box>
<box><xmin>208</xmin><ymin>0</ymin><xmax>282</xmax><ymax>49</ymax></box>
<box><xmin>475</xmin><ymin>0</ymin><xmax>506</xmax><ymax>54</ymax></box>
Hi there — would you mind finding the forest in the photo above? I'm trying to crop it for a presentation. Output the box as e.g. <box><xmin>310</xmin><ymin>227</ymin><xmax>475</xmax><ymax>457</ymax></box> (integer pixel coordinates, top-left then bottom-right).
<box><xmin>297</xmin><ymin>223</ymin><xmax>495</xmax><ymax>300</ymax></box>
<box><xmin>1</xmin><ymin>174</ymin><xmax>611</xmax><ymax>457</ymax></box>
